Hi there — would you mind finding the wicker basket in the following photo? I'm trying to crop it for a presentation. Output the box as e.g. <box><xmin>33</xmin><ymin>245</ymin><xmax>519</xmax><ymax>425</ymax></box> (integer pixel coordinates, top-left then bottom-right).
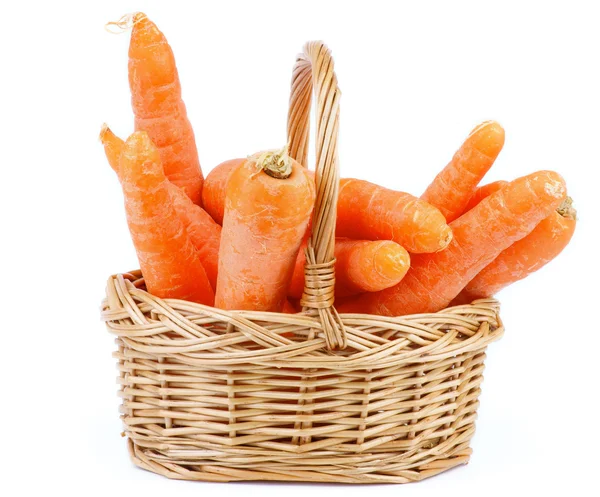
<box><xmin>102</xmin><ymin>41</ymin><xmax>504</xmax><ymax>483</ymax></box>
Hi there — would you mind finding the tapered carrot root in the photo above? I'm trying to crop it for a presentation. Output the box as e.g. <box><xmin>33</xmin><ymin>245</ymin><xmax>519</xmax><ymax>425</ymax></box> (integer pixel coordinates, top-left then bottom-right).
<box><xmin>339</xmin><ymin>170</ymin><xmax>567</xmax><ymax>316</ymax></box>
<box><xmin>422</xmin><ymin>121</ymin><xmax>505</xmax><ymax>222</ymax></box>
<box><xmin>463</xmin><ymin>180</ymin><xmax>508</xmax><ymax>213</ymax></box>
<box><xmin>215</xmin><ymin>148</ymin><xmax>315</xmax><ymax>311</ymax></box>
<box><xmin>100</xmin><ymin>124</ymin><xmax>221</xmax><ymax>289</ymax></box>
<box><xmin>119</xmin><ymin>132</ymin><xmax>214</xmax><ymax>304</ymax></box>
<box><xmin>289</xmin><ymin>239</ymin><xmax>410</xmax><ymax>299</ymax></box>
<box><xmin>337</xmin><ymin>178</ymin><xmax>452</xmax><ymax>253</ymax></box>
<box><xmin>202</xmin><ymin>158</ymin><xmax>244</xmax><ymax>224</ymax></box>
<box><xmin>456</xmin><ymin>197</ymin><xmax>577</xmax><ymax>302</ymax></box>
<box><xmin>127</xmin><ymin>13</ymin><xmax>204</xmax><ymax>204</ymax></box>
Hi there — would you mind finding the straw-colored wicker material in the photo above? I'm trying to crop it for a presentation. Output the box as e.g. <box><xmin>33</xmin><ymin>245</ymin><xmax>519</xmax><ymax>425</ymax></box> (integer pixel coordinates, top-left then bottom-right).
<box><xmin>102</xmin><ymin>41</ymin><xmax>504</xmax><ymax>483</ymax></box>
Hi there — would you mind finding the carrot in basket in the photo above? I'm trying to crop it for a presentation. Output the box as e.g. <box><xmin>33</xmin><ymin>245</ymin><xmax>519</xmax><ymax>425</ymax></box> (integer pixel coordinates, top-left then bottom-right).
<box><xmin>215</xmin><ymin>148</ymin><xmax>315</xmax><ymax>311</ymax></box>
<box><xmin>288</xmin><ymin>239</ymin><xmax>410</xmax><ymax>299</ymax></box>
<box><xmin>336</xmin><ymin>178</ymin><xmax>452</xmax><ymax>253</ymax></box>
<box><xmin>125</xmin><ymin>12</ymin><xmax>204</xmax><ymax>204</ymax></box>
<box><xmin>100</xmin><ymin>125</ymin><xmax>221</xmax><ymax>288</ymax></box>
<box><xmin>338</xmin><ymin>170</ymin><xmax>567</xmax><ymax>316</ymax></box>
<box><xmin>202</xmin><ymin>158</ymin><xmax>244</xmax><ymax>224</ymax></box>
<box><xmin>421</xmin><ymin>121</ymin><xmax>505</xmax><ymax>222</ymax></box>
<box><xmin>463</xmin><ymin>180</ymin><xmax>508</xmax><ymax>213</ymax></box>
<box><xmin>455</xmin><ymin>197</ymin><xmax>577</xmax><ymax>303</ymax></box>
<box><xmin>118</xmin><ymin>131</ymin><xmax>214</xmax><ymax>304</ymax></box>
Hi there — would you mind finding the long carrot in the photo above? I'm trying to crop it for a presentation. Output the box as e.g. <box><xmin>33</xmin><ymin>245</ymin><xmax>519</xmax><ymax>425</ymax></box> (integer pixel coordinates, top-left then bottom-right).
<box><xmin>202</xmin><ymin>158</ymin><xmax>244</xmax><ymax>224</ymax></box>
<box><xmin>339</xmin><ymin>170</ymin><xmax>567</xmax><ymax>316</ymax></box>
<box><xmin>288</xmin><ymin>239</ymin><xmax>410</xmax><ymax>299</ymax></box>
<box><xmin>336</xmin><ymin>178</ymin><xmax>452</xmax><ymax>253</ymax></box>
<box><xmin>118</xmin><ymin>131</ymin><xmax>214</xmax><ymax>304</ymax></box>
<box><xmin>421</xmin><ymin>121</ymin><xmax>505</xmax><ymax>222</ymax></box>
<box><xmin>100</xmin><ymin>124</ymin><xmax>221</xmax><ymax>288</ymax></box>
<box><xmin>126</xmin><ymin>12</ymin><xmax>204</xmax><ymax>204</ymax></box>
<box><xmin>463</xmin><ymin>180</ymin><xmax>508</xmax><ymax>213</ymax></box>
<box><xmin>215</xmin><ymin>148</ymin><xmax>315</xmax><ymax>311</ymax></box>
<box><xmin>456</xmin><ymin>197</ymin><xmax>576</xmax><ymax>302</ymax></box>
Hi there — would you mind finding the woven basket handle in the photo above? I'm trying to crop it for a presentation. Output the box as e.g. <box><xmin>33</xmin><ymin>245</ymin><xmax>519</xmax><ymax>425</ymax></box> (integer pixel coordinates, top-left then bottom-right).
<box><xmin>287</xmin><ymin>41</ymin><xmax>346</xmax><ymax>350</ymax></box>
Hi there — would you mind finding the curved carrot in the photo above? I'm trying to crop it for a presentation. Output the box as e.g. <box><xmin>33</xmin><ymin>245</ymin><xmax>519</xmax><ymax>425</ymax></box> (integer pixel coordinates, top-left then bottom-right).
<box><xmin>339</xmin><ymin>170</ymin><xmax>567</xmax><ymax>316</ymax></box>
<box><xmin>421</xmin><ymin>121</ymin><xmax>505</xmax><ymax>222</ymax></box>
<box><xmin>119</xmin><ymin>131</ymin><xmax>214</xmax><ymax>304</ymax></box>
<box><xmin>202</xmin><ymin>158</ymin><xmax>244</xmax><ymax>224</ymax></box>
<box><xmin>463</xmin><ymin>180</ymin><xmax>508</xmax><ymax>213</ymax></box>
<box><xmin>337</xmin><ymin>178</ymin><xmax>452</xmax><ymax>253</ymax></box>
<box><xmin>100</xmin><ymin>124</ymin><xmax>221</xmax><ymax>289</ymax></box>
<box><xmin>128</xmin><ymin>13</ymin><xmax>203</xmax><ymax>204</ymax></box>
<box><xmin>215</xmin><ymin>148</ymin><xmax>315</xmax><ymax>311</ymax></box>
<box><xmin>457</xmin><ymin>197</ymin><xmax>577</xmax><ymax>302</ymax></box>
<box><xmin>289</xmin><ymin>239</ymin><xmax>410</xmax><ymax>299</ymax></box>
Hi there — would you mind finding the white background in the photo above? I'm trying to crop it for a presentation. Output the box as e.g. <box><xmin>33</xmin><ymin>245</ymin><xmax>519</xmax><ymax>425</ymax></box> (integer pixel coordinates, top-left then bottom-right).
<box><xmin>2</xmin><ymin>0</ymin><xmax>599</xmax><ymax>495</ymax></box>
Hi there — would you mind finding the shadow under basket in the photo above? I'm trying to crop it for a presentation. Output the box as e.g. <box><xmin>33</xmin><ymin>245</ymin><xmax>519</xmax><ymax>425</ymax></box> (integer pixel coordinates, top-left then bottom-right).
<box><xmin>102</xmin><ymin>271</ymin><xmax>503</xmax><ymax>484</ymax></box>
<box><xmin>101</xmin><ymin>41</ymin><xmax>503</xmax><ymax>483</ymax></box>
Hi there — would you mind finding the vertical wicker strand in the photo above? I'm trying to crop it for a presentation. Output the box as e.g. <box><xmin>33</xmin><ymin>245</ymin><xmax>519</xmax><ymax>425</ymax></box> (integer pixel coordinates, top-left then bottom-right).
<box><xmin>158</xmin><ymin>357</ymin><xmax>172</xmax><ymax>430</ymax></box>
<box><xmin>408</xmin><ymin>369</ymin><xmax>424</xmax><ymax>440</ymax></box>
<box><xmin>357</xmin><ymin>369</ymin><xmax>373</xmax><ymax>446</ymax></box>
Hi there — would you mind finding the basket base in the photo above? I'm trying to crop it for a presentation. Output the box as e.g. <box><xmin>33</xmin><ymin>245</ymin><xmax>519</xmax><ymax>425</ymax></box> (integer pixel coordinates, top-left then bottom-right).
<box><xmin>127</xmin><ymin>438</ymin><xmax>471</xmax><ymax>484</ymax></box>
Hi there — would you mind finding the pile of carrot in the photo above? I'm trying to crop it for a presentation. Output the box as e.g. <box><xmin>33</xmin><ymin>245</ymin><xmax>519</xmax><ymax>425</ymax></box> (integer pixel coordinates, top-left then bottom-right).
<box><xmin>101</xmin><ymin>12</ymin><xmax>577</xmax><ymax>317</ymax></box>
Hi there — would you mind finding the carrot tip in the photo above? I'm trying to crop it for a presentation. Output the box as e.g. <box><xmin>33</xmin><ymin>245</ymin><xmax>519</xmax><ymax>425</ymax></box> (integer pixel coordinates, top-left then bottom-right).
<box><xmin>250</xmin><ymin>146</ymin><xmax>293</xmax><ymax>179</ymax></box>
<box><xmin>557</xmin><ymin>196</ymin><xmax>577</xmax><ymax>220</ymax></box>
<box><xmin>99</xmin><ymin>123</ymin><xmax>110</xmax><ymax>142</ymax></box>
<box><xmin>105</xmin><ymin>12</ymin><xmax>146</xmax><ymax>34</ymax></box>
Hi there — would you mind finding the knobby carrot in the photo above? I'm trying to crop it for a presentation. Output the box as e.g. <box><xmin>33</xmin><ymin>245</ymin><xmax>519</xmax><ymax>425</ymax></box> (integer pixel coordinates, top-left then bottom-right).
<box><xmin>456</xmin><ymin>197</ymin><xmax>577</xmax><ymax>302</ymax></box>
<box><xmin>202</xmin><ymin>158</ymin><xmax>244</xmax><ymax>224</ymax></box>
<box><xmin>289</xmin><ymin>239</ymin><xmax>410</xmax><ymax>299</ymax></box>
<box><xmin>215</xmin><ymin>148</ymin><xmax>315</xmax><ymax>311</ymax></box>
<box><xmin>128</xmin><ymin>13</ymin><xmax>204</xmax><ymax>204</ymax></box>
<box><xmin>118</xmin><ymin>131</ymin><xmax>214</xmax><ymax>304</ymax></box>
<box><xmin>339</xmin><ymin>170</ymin><xmax>567</xmax><ymax>316</ymax></box>
<box><xmin>463</xmin><ymin>180</ymin><xmax>508</xmax><ymax>213</ymax></box>
<box><xmin>337</xmin><ymin>178</ymin><xmax>452</xmax><ymax>253</ymax></box>
<box><xmin>168</xmin><ymin>184</ymin><xmax>221</xmax><ymax>288</ymax></box>
<box><xmin>100</xmin><ymin>125</ymin><xmax>221</xmax><ymax>289</ymax></box>
<box><xmin>421</xmin><ymin>121</ymin><xmax>505</xmax><ymax>222</ymax></box>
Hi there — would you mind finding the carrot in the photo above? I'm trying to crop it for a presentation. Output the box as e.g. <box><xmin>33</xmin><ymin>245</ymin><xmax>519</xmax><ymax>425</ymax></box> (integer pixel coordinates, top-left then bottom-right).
<box><xmin>463</xmin><ymin>180</ymin><xmax>508</xmax><ymax>213</ymax></box>
<box><xmin>289</xmin><ymin>239</ymin><xmax>410</xmax><ymax>299</ymax></box>
<box><xmin>336</xmin><ymin>178</ymin><xmax>452</xmax><ymax>253</ymax></box>
<box><xmin>456</xmin><ymin>197</ymin><xmax>577</xmax><ymax>302</ymax></box>
<box><xmin>421</xmin><ymin>121</ymin><xmax>505</xmax><ymax>222</ymax></box>
<box><xmin>215</xmin><ymin>148</ymin><xmax>315</xmax><ymax>311</ymax></box>
<box><xmin>282</xmin><ymin>300</ymin><xmax>297</xmax><ymax>314</ymax></box>
<box><xmin>202</xmin><ymin>158</ymin><xmax>244</xmax><ymax>224</ymax></box>
<box><xmin>100</xmin><ymin>125</ymin><xmax>221</xmax><ymax>289</ymax></box>
<box><xmin>127</xmin><ymin>13</ymin><xmax>204</xmax><ymax>204</ymax></box>
<box><xmin>118</xmin><ymin>131</ymin><xmax>214</xmax><ymax>304</ymax></box>
<box><xmin>339</xmin><ymin>170</ymin><xmax>567</xmax><ymax>316</ymax></box>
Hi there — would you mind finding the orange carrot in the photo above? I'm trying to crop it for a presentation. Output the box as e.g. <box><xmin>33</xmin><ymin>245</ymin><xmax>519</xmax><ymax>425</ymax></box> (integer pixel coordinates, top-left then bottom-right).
<box><xmin>118</xmin><ymin>131</ymin><xmax>214</xmax><ymax>304</ymax></box>
<box><xmin>463</xmin><ymin>180</ymin><xmax>508</xmax><ymax>213</ymax></box>
<box><xmin>202</xmin><ymin>158</ymin><xmax>244</xmax><ymax>224</ymax></box>
<box><xmin>421</xmin><ymin>121</ymin><xmax>505</xmax><ymax>222</ymax></box>
<box><xmin>289</xmin><ymin>239</ymin><xmax>410</xmax><ymax>299</ymax></box>
<box><xmin>215</xmin><ymin>148</ymin><xmax>315</xmax><ymax>311</ymax></box>
<box><xmin>339</xmin><ymin>171</ymin><xmax>567</xmax><ymax>316</ymax></box>
<box><xmin>100</xmin><ymin>125</ymin><xmax>221</xmax><ymax>289</ymax></box>
<box><xmin>127</xmin><ymin>13</ymin><xmax>203</xmax><ymax>204</ymax></box>
<box><xmin>282</xmin><ymin>300</ymin><xmax>297</xmax><ymax>314</ymax></box>
<box><xmin>456</xmin><ymin>197</ymin><xmax>577</xmax><ymax>302</ymax></box>
<box><xmin>336</xmin><ymin>178</ymin><xmax>452</xmax><ymax>253</ymax></box>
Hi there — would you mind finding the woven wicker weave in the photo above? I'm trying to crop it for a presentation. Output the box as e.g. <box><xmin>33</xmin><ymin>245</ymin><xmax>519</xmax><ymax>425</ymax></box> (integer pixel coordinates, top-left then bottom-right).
<box><xmin>102</xmin><ymin>41</ymin><xmax>504</xmax><ymax>483</ymax></box>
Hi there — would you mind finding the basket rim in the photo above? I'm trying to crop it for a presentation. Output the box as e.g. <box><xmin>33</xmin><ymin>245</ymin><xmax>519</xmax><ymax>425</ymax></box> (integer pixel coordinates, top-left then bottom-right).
<box><xmin>103</xmin><ymin>271</ymin><xmax>504</xmax><ymax>370</ymax></box>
